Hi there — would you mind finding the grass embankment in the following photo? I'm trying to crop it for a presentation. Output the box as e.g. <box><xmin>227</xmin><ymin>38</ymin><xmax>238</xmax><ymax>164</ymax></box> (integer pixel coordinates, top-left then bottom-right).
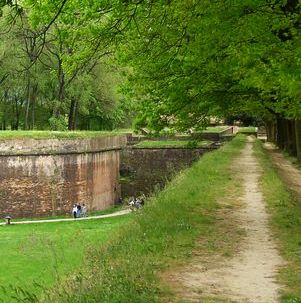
<box><xmin>0</xmin><ymin>130</ymin><xmax>127</xmax><ymax>140</ymax></box>
<box><xmin>254</xmin><ymin>142</ymin><xmax>301</xmax><ymax>303</ymax></box>
<box><xmin>282</xmin><ymin>151</ymin><xmax>301</xmax><ymax>170</ymax></box>
<box><xmin>238</xmin><ymin>126</ymin><xmax>257</xmax><ymax>133</ymax></box>
<box><xmin>0</xmin><ymin>216</ymin><xmax>130</xmax><ymax>302</ymax></box>
<box><xmin>135</xmin><ymin>140</ymin><xmax>212</xmax><ymax>148</ymax></box>
<box><xmin>33</xmin><ymin>136</ymin><xmax>246</xmax><ymax>303</ymax></box>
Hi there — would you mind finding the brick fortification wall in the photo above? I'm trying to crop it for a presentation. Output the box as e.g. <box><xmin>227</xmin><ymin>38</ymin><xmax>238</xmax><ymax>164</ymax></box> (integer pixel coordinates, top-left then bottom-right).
<box><xmin>0</xmin><ymin>136</ymin><xmax>126</xmax><ymax>218</ymax></box>
<box><xmin>120</xmin><ymin>146</ymin><xmax>216</xmax><ymax>197</ymax></box>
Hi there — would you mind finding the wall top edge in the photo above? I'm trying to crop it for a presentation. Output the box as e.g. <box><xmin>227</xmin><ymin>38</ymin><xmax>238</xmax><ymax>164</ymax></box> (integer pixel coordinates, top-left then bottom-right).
<box><xmin>0</xmin><ymin>135</ymin><xmax>127</xmax><ymax>156</ymax></box>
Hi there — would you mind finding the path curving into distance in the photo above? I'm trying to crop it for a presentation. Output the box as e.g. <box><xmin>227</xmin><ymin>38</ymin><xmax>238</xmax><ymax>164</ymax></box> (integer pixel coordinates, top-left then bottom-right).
<box><xmin>0</xmin><ymin>209</ymin><xmax>131</xmax><ymax>226</ymax></box>
<box><xmin>165</xmin><ymin>137</ymin><xmax>284</xmax><ymax>303</ymax></box>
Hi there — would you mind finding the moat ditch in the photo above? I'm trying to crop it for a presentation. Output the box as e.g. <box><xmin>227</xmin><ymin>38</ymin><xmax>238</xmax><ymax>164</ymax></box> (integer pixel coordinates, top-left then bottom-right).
<box><xmin>120</xmin><ymin>145</ymin><xmax>219</xmax><ymax>198</ymax></box>
<box><xmin>0</xmin><ymin>130</ymin><xmax>234</xmax><ymax>218</ymax></box>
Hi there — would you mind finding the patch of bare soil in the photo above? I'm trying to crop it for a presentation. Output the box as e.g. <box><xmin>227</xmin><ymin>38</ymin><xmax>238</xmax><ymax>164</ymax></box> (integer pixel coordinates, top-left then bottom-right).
<box><xmin>265</xmin><ymin>144</ymin><xmax>301</xmax><ymax>201</ymax></box>
<box><xmin>163</xmin><ymin>139</ymin><xmax>284</xmax><ymax>303</ymax></box>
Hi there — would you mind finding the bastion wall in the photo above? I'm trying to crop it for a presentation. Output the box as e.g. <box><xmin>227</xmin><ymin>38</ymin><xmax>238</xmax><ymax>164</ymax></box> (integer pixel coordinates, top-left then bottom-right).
<box><xmin>0</xmin><ymin>136</ymin><xmax>126</xmax><ymax>218</ymax></box>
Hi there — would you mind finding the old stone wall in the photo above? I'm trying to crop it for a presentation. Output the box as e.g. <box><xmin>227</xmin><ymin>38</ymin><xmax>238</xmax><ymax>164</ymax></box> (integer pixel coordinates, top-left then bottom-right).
<box><xmin>192</xmin><ymin>126</ymin><xmax>235</xmax><ymax>141</ymax></box>
<box><xmin>120</xmin><ymin>146</ymin><xmax>216</xmax><ymax>197</ymax></box>
<box><xmin>0</xmin><ymin>136</ymin><xmax>126</xmax><ymax>218</ymax></box>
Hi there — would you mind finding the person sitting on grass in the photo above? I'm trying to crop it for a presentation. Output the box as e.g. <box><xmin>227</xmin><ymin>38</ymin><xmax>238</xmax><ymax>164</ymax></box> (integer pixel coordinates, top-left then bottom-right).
<box><xmin>134</xmin><ymin>197</ymin><xmax>142</xmax><ymax>209</ymax></box>
<box><xmin>129</xmin><ymin>196</ymin><xmax>143</xmax><ymax>211</ymax></box>
<box><xmin>129</xmin><ymin>197</ymin><xmax>135</xmax><ymax>211</ymax></box>
<box><xmin>76</xmin><ymin>204</ymin><xmax>82</xmax><ymax>218</ymax></box>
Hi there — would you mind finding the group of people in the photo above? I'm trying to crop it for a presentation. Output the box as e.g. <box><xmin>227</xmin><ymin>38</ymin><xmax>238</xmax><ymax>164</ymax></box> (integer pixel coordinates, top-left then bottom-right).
<box><xmin>71</xmin><ymin>194</ymin><xmax>146</xmax><ymax>218</ymax></box>
<box><xmin>72</xmin><ymin>203</ymin><xmax>87</xmax><ymax>218</ymax></box>
<box><xmin>128</xmin><ymin>195</ymin><xmax>145</xmax><ymax>211</ymax></box>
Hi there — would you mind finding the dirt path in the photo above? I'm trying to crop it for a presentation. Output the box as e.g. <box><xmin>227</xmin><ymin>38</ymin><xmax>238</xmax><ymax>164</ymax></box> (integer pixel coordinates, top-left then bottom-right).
<box><xmin>0</xmin><ymin>209</ymin><xmax>131</xmax><ymax>226</ymax></box>
<box><xmin>265</xmin><ymin>143</ymin><xmax>301</xmax><ymax>201</ymax></box>
<box><xmin>165</xmin><ymin>139</ymin><xmax>284</xmax><ymax>303</ymax></box>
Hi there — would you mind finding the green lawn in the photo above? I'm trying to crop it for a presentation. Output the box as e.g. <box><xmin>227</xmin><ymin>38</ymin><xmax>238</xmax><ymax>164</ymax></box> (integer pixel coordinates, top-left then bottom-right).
<box><xmin>10</xmin><ymin>205</ymin><xmax>125</xmax><ymax>222</ymax></box>
<box><xmin>0</xmin><ymin>215</ymin><xmax>130</xmax><ymax>302</ymax></box>
<box><xmin>135</xmin><ymin>139</ymin><xmax>212</xmax><ymax>148</ymax></box>
<box><xmin>0</xmin><ymin>130</ymin><xmax>127</xmax><ymax>140</ymax></box>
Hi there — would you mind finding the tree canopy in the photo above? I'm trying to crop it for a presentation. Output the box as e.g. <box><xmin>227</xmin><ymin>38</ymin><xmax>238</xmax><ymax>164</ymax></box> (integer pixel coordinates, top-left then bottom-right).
<box><xmin>0</xmin><ymin>0</ymin><xmax>301</xmax><ymax>133</ymax></box>
<box><xmin>117</xmin><ymin>0</ymin><xmax>301</xmax><ymax>130</ymax></box>
<box><xmin>0</xmin><ymin>1</ymin><xmax>131</xmax><ymax>130</ymax></box>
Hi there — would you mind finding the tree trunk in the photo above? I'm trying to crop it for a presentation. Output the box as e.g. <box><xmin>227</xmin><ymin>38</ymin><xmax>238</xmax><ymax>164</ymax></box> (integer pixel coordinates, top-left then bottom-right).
<box><xmin>25</xmin><ymin>77</ymin><xmax>31</xmax><ymax>130</ymax></box>
<box><xmin>73</xmin><ymin>100</ymin><xmax>78</xmax><ymax>130</ymax></box>
<box><xmin>295</xmin><ymin>120</ymin><xmax>301</xmax><ymax>161</ymax></box>
<box><xmin>14</xmin><ymin>97</ymin><xmax>19</xmax><ymax>130</ymax></box>
<box><xmin>283</xmin><ymin>119</ymin><xmax>289</xmax><ymax>151</ymax></box>
<box><xmin>68</xmin><ymin>97</ymin><xmax>76</xmax><ymax>130</ymax></box>
<box><xmin>289</xmin><ymin>120</ymin><xmax>297</xmax><ymax>156</ymax></box>
<box><xmin>276</xmin><ymin>117</ymin><xmax>286</xmax><ymax>149</ymax></box>
<box><xmin>265</xmin><ymin>120</ymin><xmax>276</xmax><ymax>143</ymax></box>
<box><xmin>31</xmin><ymin>83</ymin><xmax>38</xmax><ymax>129</ymax></box>
<box><xmin>31</xmin><ymin>95</ymin><xmax>35</xmax><ymax>129</ymax></box>
<box><xmin>55</xmin><ymin>59</ymin><xmax>65</xmax><ymax>117</ymax></box>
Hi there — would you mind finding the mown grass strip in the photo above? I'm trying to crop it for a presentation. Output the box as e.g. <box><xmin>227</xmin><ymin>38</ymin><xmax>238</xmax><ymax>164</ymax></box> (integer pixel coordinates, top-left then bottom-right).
<box><xmin>0</xmin><ymin>215</ymin><xmax>131</xmax><ymax>302</ymax></box>
<box><xmin>254</xmin><ymin>141</ymin><xmax>301</xmax><ymax>303</ymax></box>
<box><xmin>134</xmin><ymin>140</ymin><xmax>212</xmax><ymax>148</ymax></box>
<box><xmin>238</xmin><ymin>126</ymin><xmax>257</xmax><ymax>133</ymax></box>
<box><xmin>21</xmin><ymin>136</ymin><xmax>245</xmax><ymax>303</ymax></box>
<box><xmin>0</xmin><ymin>130</ymin><xmax>126</xmax><ymax>140</ymax></box>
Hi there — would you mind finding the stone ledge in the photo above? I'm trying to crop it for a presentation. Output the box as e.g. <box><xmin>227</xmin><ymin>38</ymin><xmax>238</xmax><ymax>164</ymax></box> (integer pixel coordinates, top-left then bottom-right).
<box><xmin>0</xmin><ymin>135</ymin><xmax>127</xmax><ymax>156</ymax></box>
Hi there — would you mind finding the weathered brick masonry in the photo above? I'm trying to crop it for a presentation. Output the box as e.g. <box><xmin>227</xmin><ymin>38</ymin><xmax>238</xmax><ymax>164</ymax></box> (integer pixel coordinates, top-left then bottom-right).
<box><xmin>120</xmin><ymin>146</ymin><xmax>217</xmax><ymax>197</ymax></box>
<box><xmin>0</xmin><ymin>136</ymin><xmax>126</xmax><ymax>218</ymax></box>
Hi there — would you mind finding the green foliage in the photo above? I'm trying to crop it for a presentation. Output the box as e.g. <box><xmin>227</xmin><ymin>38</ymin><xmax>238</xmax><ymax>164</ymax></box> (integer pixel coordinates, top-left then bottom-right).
<box><xmin>186</xmin><ymin>140</ymin><xmax>198</xmax><ymax>148</ymax></box>
<box><xmin>48</xmin><ymin>116</ymin><xmax>68</xmax><ymax>131</ymax></box>
<box><xmin>1</xmin><ymin>0</ymin><xmax>301</xmax><ymax>132</ymax></box>
<box><xmin>0</xmin><ymin>4</ymin><xmax>132</xmax><ymax>131</ymax></box>
<box><xmin>254</xmin><ymin>141</ymin><xmax>301</xmax><ymax>302</ymax></box>
<box><xmin>0</xmin><ymin>130</ymin><xmax>125</xmax><ymax>140</ymax></box>
<box><xmin>116</xmin><ymin>0</ymin><xmax>301</xmax><ymax>130</ymax></box>
<box><xmin>134</xmin><ymin>139</ymin><xmax>212</xmax><ymax>149</ymax></box>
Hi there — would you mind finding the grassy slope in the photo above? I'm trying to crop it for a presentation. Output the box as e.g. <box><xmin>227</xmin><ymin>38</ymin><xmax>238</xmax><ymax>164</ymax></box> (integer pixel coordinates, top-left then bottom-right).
<box><xmin>38</xmin><ymin>136</ymin><xmax>246</xmax><ymax>303</ymax></box>
<box><xmin>282</xmin><ymin>151</ymin><xmax>301</xmax><ymax>170</ymax></box>
<box><xmin>0</xmin><ymin>216</ymin><xmax>130</xmax><ymax>302</ymax></box>
<box><xmin>254</xmin><ymin>141</ymin><xmax>301</xmax><ymax>303</ymax></box>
